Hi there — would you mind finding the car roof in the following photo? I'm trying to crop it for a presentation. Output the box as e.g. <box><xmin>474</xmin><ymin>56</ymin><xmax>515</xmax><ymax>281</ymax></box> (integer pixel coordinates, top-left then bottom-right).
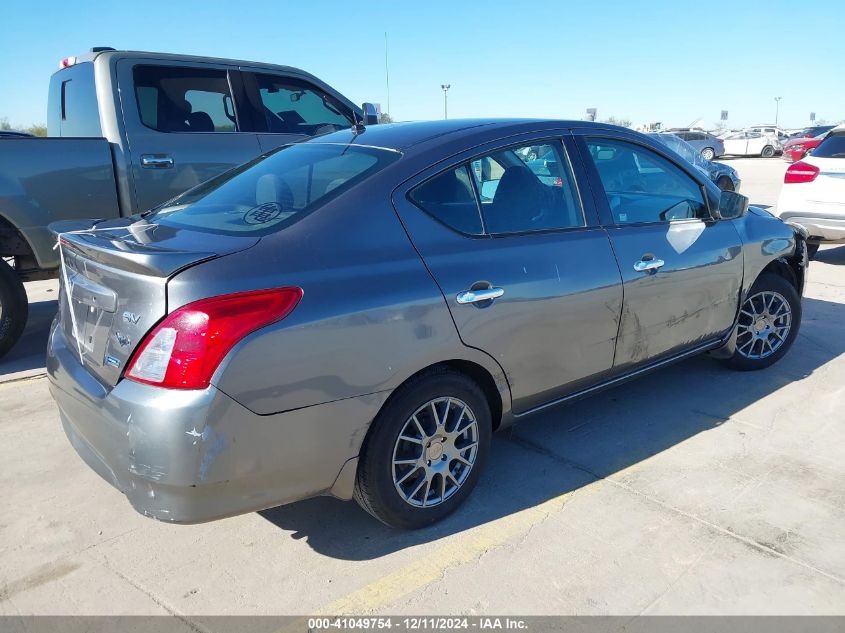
<box><xmin>302</xmin><ymin>118</ymin><xmax>609</xmax><ymax>152</ymax></box>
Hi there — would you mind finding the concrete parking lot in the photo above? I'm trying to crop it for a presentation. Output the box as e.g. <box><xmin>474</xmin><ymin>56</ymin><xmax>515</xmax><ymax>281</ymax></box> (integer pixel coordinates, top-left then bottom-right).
<box><xmin>1</xmin><ymin>158</ymin><xmax>843</xmax><ymax>618</ymax></box>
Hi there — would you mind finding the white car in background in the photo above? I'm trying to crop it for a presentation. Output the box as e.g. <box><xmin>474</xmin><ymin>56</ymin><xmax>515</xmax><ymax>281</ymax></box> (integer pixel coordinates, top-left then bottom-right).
<box><xmin>776</xmin><ymin>125</ymin><xmax>845</xmax><ymax>258</ymax></box>
<box><xmin>721</xmin><ymin>130</ymin><xmax>781</xmax><ymax>157</ymax></box>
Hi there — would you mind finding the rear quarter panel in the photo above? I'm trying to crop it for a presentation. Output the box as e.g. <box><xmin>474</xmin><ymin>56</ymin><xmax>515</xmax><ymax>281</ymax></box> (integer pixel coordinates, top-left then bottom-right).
<box><xmin>0</xmin><ymin>138</ymin><xmax>119</xmax><ymax>269</ymax></box>
<box><xmin>166</xmin><ymin>179</ymin><xmax>510</xmax><ymax>418</ymax></box>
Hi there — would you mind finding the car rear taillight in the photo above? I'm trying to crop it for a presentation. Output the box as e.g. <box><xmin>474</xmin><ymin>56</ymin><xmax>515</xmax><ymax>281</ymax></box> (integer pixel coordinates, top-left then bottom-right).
<box><xmin>125</xmin><ymin>287</ymin><xmax>303</xmax><ymax>390</ymax></box>
<box><xmin>784</xmin><ymin>161</ymin><xmax>820</xmax><ymax>184</ymax></box>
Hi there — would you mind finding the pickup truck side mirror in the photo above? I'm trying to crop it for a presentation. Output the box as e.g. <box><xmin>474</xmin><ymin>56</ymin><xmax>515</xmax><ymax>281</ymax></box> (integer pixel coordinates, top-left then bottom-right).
<box><xmin>714</xmin><ymin>190</ymin><xmax>749</xmax><ymax>220</ymax></box>
<box><xmin>362</xmin><ymin>103</ymin><xmax>379</xmax><ymax>126</ymax></box>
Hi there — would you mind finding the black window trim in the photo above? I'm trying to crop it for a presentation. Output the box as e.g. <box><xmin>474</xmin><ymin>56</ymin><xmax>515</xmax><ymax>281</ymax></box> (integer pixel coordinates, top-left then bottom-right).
<box><xmin>580</xmin><ymin>133</ymin><xmax>717</xmax><ymax>228</ymax></box>
<box><xmin>406</xmin><ymin>136</ymin><xmax>590</xmax><ymax>239</ymax></box>
<box><xmin>131</xmin><ymin>63</ymin><xmax>243</xmax><ymax>135</ymax></box>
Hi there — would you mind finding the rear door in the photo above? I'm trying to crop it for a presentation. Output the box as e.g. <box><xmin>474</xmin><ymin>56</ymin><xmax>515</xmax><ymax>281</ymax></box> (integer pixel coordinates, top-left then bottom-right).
<box><xmin>392</xmin><ymin>135</ymin><xmax>623</xmax><ymax>413</ymax></box>
<box><xmin>117</xmin><ymin>59</ymin><xmax>263</xmax><ymax>213</ymax></box>
<box><xmin>575</xmin><ymin>132</ymin><xmax>743</xmax><ymax>371</ymax></box>
<box><xmin>240</xmin><ymin>70</ymin><xmax>358</xmax><ymax>153</ymax></box>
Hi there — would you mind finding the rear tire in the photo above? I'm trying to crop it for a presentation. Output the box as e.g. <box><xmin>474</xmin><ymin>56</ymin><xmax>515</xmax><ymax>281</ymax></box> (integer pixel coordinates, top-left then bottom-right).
<box><xmin>701</xmin><ymin>147</ymin><xmax>716</xmax><ymax>161</ymax></box>
<box><xmin>723</xmin><ymin>273</ymin><xmax>800</xmax><ymax>371</ymax></box>
<box><xmin>354</xmin><ymin>368</ymin><xmax>492</xmax><ymax>529</ymax></box>
<box><xmin>761</xmin><ymin>145</ymin><xmax>775</xmax><ymax>158</ymax></box>
<box><xmin>0</xmin><ymin>258</ymin><xmax>28</xmax><ymax>359</ymax></box>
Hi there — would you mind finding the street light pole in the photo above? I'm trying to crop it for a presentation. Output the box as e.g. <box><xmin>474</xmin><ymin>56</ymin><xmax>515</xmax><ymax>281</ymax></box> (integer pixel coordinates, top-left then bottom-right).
<box><xmin>441</xmin><ymin>84</ymin><xmax>450</xmax><ymax>120</ymax></box>
<box><xmin>774</xmin><ymin>96</ymin><xmax>782</xmax><ymax>127</ymax></box>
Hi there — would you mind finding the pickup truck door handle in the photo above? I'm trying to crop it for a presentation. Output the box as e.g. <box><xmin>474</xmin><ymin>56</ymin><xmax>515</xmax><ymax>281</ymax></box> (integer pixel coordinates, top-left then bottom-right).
<box><xmin>456</xmin><ymin>287</ymin><xmax>505</xmax><ymax>304</ymax></box>
<box><xmin>140</xmin><ymin>154</ymin><xmax>174</xmax><ymax>169</ymax></box>
<box><xmin>633</xmin><ymin>256</ymin><xmax>665</xmax><ymax>273</ymax></box>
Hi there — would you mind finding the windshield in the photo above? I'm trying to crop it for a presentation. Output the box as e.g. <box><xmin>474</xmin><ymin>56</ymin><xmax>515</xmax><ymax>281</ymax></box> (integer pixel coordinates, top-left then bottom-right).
<box><xmin>145</xmin><ymin>144</ymin><xmax>401</xmax><ymax>236</ymax></box>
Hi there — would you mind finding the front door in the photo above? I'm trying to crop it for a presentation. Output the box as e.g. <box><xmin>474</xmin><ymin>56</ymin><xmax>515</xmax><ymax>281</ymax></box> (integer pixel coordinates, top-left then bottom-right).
<box><xmin>577</xmin><ymin>134</ymin><xmax>743</xmax><ymax>370</ymax></box>
<box><xmin>117</xmin><ymin>60</ymin><xmax>262</xmax><ymax>213</ymax></box>
<box><xmin>392</xmin><ymin>137</ymin><xmax>623</xmax><ymax>413</ymax></box>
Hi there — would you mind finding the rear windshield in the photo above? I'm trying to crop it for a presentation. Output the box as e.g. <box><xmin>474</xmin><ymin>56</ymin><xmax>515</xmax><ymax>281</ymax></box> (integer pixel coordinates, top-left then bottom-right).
<box><xmin>811</xmin><ymin>134</ymin><xmax>845</xmax><ymax>159</ymax></box>
<box><xmin>145</xmin><ymin>143</ymin><xmax>400</xmax><ymax>236</ymax></box>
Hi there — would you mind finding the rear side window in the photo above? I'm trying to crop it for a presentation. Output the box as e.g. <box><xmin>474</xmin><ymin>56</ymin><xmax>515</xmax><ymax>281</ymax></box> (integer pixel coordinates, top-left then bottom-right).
<box><xmin>811</xmin><ymin>133</ymin><xmax>845</xmax><ymax>158</ymax></box>
<box><xmin>256</xmin><ymin>74</ymin><xmax>354</xmax><ymax>136</ymax></box>
<box><xmin>409</xmin><ymin>167</ymin><xmax>483</xmax><ymax>235</ymax></box>
<box><xmin>133</xmin><ymin>66</ymin><xmax>237</xmax><ymax>133</ymax></box>
<box><xmin>409</xmin><ymin>140</ymin><xmax>584</xmax><ymax>236</ymax></box>
<box><xmin>586</xmin><ymin>138</ymin><xmax>708</xmax><ymax>224</ymax></box>
<box><xmin>145</xmin><ymin>144</ymin><xmax>400</xmax><ymax>236</ymax></box>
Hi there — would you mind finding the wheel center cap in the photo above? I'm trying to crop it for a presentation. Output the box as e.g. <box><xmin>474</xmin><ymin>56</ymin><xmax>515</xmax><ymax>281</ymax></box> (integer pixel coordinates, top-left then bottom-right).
<box><xmin>754</xmin><ymin>319</ymin><xmax>767</xmax><ymax>333</ymax></box>
<box><xmin>426</xmin><ymin>441</ymin><xmax>444</xmax><ymax>461</ymax></box>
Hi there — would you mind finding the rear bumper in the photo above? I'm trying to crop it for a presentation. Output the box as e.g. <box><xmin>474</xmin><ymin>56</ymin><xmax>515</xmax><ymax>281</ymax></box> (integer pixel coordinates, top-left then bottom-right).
<box><xmin>47</xmin><ymin>321</ymin><xmax>387</xmax><ymax>523</ymax></box>
<box><xmin>776</xmin><ymin>213</ymin><xmax>845</xmax><ymax>243</ymax></box>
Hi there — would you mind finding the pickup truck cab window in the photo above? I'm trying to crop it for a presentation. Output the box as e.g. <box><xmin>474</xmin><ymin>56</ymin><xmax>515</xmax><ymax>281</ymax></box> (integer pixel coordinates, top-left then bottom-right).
<box><xmin>133</xmin><ymin>66</ymin><xmax>238</xmax><ymax>133</ymax></box>
<box><xmin>585</xmin><ymin>138</ymin><xmax>708</xmax><ymax>224</ymax></box>
<box><xmin>255</xmin><ymin>74</ymin><xmax>354</xmax><ymax>136</ymax></box>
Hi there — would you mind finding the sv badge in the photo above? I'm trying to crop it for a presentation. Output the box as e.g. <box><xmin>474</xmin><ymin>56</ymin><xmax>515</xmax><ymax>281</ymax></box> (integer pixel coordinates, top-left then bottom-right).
<box><xmin>123</xmin><ymin>311</ymin><xmax>141</xmax><ymax>325</ymax></box>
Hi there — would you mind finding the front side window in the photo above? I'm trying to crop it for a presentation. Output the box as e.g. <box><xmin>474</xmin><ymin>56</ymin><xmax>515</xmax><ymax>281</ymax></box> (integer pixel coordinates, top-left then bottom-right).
<box><xmin>133</xmin><ymin>66</ymin><xmax>237</xmax><ymax>133</ymax></box>
<box><xmin>144</xmin><ymin>144</ymin><xmax>400</xmax><ymax>236</ymax></box>
<box><xmin>256</xmin><ymin>74</ymin><xmax>354</xmax><ymax>136</ymax></box>
<box><xmin>586</xmin><ymin>138</ymin><xmax>708</xmax><ymax>224</ymax></box>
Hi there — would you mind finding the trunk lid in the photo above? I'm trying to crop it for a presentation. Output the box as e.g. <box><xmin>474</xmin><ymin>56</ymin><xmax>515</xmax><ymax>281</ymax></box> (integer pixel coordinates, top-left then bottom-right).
<box><xmin>52</xmin><ymin>217</ymin><xmax>260</xmax><ymax>387</ymax></box>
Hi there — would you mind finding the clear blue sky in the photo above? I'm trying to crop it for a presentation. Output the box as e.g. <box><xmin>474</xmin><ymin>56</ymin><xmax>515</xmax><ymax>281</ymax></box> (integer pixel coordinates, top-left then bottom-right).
<box><xmin>1</xmin><ymin>0</ymin><xmax>841</xmax><ymax>130</ymax></box>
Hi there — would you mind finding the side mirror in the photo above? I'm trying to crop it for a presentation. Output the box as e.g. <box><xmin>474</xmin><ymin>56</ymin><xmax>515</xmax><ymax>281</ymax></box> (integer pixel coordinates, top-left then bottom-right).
<box><xmin>714</xmin><ymin>190</ymin><xmax>749</xmax><ymax>220</ymax></box>
<box><xmin>362</xmin><ymin>103</ymin><xmax>379</xmax><ymax>126</ymax></box>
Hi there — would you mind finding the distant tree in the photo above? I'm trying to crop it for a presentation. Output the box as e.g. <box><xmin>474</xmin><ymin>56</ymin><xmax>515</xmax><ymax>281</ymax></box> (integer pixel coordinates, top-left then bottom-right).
<box><xmin>378</xmin><ymin>112</ymin><xmax>393</xmax><ymax>124</ymax></box>
<box><xmin>25</xmin><ymin>124</ymin><xmax>47</xmax><ymax>137</ymax></box>
<box><xmin>0</xmin><ymin>117</ymin><xmax>11</xmax><ymax>131</ymax></box>
<box><xmin>602</xmin><ymin>116</ymin><xmax>632</xmax><ymax>128</ymax></box>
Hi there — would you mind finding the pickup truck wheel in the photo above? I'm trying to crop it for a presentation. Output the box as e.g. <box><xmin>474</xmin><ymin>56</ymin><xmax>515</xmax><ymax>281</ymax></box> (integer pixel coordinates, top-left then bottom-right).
<box><xmin>0</xmin><ymin>258</ymin><xmax>28</xmax><ymax>359</ymax></box>
<box><xmin>354</xmin><ymin>368</ymin><xmax>491</xmax><ymax>529</ymax></box>
<box><xmin>724</xmin><ymin>273</ymin><xmax>800</xmax><ymax>371</ymax></box>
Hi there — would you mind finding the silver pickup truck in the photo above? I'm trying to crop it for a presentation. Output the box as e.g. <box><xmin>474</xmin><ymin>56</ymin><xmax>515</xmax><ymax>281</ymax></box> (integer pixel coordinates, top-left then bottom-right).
<box><xmin>0</xmin><ymin>47</ymin><xmax>378</xmax><ymax>357</ymax></box>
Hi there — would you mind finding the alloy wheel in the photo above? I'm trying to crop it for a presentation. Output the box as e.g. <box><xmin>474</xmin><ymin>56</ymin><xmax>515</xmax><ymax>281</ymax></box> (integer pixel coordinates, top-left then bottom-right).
<box><xmin>735</xmin><ymin>290</ymin><xmax>792</xmax><ymax>360</ymax></box>
<box><xmin>391</xmin><ymin>397</ymin><xmax>479</xmax><ymax>508</ymax></box>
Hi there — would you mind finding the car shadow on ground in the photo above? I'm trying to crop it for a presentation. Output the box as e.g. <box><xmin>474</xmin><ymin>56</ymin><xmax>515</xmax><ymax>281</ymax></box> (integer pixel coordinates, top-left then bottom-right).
<box><xmin>0</xmin><ymin>297</ymin><xmax>57</xmax><ymax>377</ymax></box>
<box><xmin>816</xmin><ymin>244</ymin><xmax>845</xmax><ymax>265</ymax></box>
<box><xmin>259</xmin><ymin>294</ymin><xmax>845</xmax><ymax>560</ymax></box>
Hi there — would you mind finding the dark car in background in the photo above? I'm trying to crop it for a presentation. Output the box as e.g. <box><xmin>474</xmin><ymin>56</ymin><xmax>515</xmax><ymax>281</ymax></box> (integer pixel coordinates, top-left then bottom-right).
<box><xmin>48</xmin><ymin>119</ymin><xmax>806</xmax><ymax>530</ymax></box>
<box><xmin>649</xmin><ymin>132</ymin><xmax>741</xmax><ymax>191</ymax></box>
<box><xmin>787</xmin><ymin>125</ymin><xmax>835</xmax><ymax>141</ymax></box>
<box><xmin>0</xmin><ymin>130</ymin><xmax>34</xmax><ymax>138</ymax></box>
<box><xmin>663</xmin><ymin>129</ymin><xmax>725</xmax><ymax>160</ymax></box>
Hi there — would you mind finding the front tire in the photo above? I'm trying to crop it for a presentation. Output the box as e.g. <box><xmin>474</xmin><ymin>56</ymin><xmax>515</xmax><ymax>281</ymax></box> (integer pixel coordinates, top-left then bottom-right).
<box><xmin>701</xmin><ymin>147</ymin><xmax>716</xmax><ymax>161</ymax></box>
<box><xmin>761</xmin><ymin>145</ymin><xmax>775</xmax><ymax>158</ymax></box>
<box><xmin>806</xmin><ymin>243</ymin><xmax>820</xmax><ymax>260</ymax></box>
<box><xmin>354</xmin><ymin>368</ymin><xmax>492</xmax><ymax>529</ymax></box>
<box><xmin>724</xmin><ymin>273</ymin><xmax>800</xmax><ymax>371</ymax></box>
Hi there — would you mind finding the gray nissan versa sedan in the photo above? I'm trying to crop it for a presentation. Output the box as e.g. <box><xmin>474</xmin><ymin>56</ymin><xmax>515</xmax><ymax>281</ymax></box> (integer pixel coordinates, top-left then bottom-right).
<box><xmin>47</xmin><ymin>119</ymin><xmax>808</xmax><ymax>529</ymax></box>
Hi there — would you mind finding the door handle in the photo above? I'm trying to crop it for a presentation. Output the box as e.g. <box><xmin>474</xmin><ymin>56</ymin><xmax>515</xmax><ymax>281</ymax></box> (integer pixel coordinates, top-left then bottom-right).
<box><xmin>456</xmin><ymin>287</ymin><xmax>505</xmax><ymax>304</ymax></box>
<box><xmin>633</xmin><ymin>257</ymin><xmax>665</xmax><ymax>273</ymax></box>
<box><xmin>140</xmin><ymin>154</ymin><xmax>174</xmax><ymax>169</ymax></box>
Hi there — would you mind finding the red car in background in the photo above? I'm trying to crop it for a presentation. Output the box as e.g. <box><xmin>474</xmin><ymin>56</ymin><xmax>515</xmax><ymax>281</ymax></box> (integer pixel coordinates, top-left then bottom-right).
<box><xmin>782</xmin><ymin>134</ymin><xmax>827</xmax><ymax>162</ymax></box>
